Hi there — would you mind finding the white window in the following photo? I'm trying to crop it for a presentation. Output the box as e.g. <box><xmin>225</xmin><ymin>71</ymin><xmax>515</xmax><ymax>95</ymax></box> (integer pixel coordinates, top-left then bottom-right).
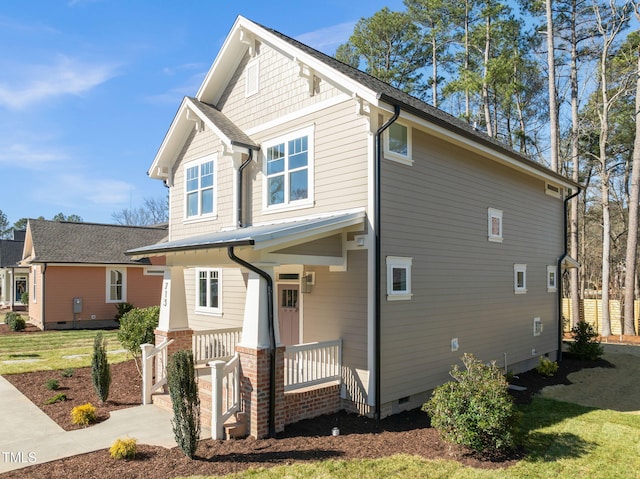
<box><xmin>488</xmin><ymin>208</ymin><xmax>503</xmax><ymax>242</ymax></box>
<box><xmin>514</xmin><ymin>264</ymin><xmax>527</xmax><ymax>294</ymax></box>
<box><xmin>547</xmin><ymin>265</ymin><xmax>557</xmax><ymax>292</ymax></box>
<box><xmin>185</xmin><ymin>154</ymin><xmax>216</xmax><ymax>219</ymax></box>
<box><xmin>107</xmin><ymin>268</ymin><xmax>126</xmax><ymax>303</ymax></box>
<box><xmin>195</xmin><ymin>268</ymin><xmax>222</xmax><ymax>314</ymax></box>
<box><xmin>533</xmin><ymin>317</ymin><xmax>543</xmax><ymax>336</ymax></box>
<box><xmin>32</xmin><ymin>267</ymin><xmax>37</xmax><ymax>303</ymax></box>
<box><xmin>386</xmin><ymin>256</ymin><xmax>413</xmax><ymax>301</ymax></box>
<box><xmin>385</xmin><ymin>122</ymin><xmax>413</xmax><ymax>165</ymax></box>
<box><xmin>263</xmin><ymin>126</ymin><xmax>314</xmax><ymax>210</ymax></box>
<box><xmin>246</xmin><ymin>58</ymin><xmax>260</xmax><ymax>97</ymax></box>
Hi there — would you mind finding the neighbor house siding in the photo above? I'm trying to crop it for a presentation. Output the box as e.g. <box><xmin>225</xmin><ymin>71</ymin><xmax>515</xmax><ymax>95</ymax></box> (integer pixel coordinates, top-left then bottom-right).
<box><xmin>379</xmin><ymin>129</ymin><xmax>563</xmax><ymax>404</ymax></box>
<box><xmin>302</xmin><ymin>249</ymin><xmax>369</xmax><ymax>406</ymax></box>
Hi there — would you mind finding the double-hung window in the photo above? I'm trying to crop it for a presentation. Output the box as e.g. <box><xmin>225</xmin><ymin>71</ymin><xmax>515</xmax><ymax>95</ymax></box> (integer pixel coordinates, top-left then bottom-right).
<box><xmin>264</xmin><ymin>126</ymin><xmax>314</xmax><ymax>209</ymax></box>
<box><xmin>185</xmin><ymin>154</ymin><xmax>216</xmax><ymax>219</ymax></box>
<box><xmin>196</xmin><ymin>268</ymin><xmax>221</xmax><ymax>314</ymax></box>
<box><xmin>488</xmin><ymin>208</ymin><xmax>503</xmax><ymax>242</ymax></box>
<box><xmin>107</xmin><ymin>268</ymin><xmax>126</xmax><ymax>302</ymax></box>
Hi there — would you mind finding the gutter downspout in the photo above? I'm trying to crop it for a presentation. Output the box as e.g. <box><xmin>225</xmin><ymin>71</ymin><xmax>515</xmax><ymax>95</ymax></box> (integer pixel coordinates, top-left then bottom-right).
<box><xmin>237</xmin><ymin>149</ymin><xmax>254</xmax><ymax>228</ymax></box>
<box><xmin>374</xmin><ymin>105</ymin><xmax>400</xmax><ymax>421</ymax></box>
<box><xmin>227</xmin><ymin>246</ymin><xmax>276</xmax><ymax>437</ymax></box>
<box><xmin>557</xmin><ymin>187</ymin><xmax>581</xmax><ymax>361</ymax></box>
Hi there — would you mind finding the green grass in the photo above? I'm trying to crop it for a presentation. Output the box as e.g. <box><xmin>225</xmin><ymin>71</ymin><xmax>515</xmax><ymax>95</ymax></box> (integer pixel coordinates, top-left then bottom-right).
<box><xmin>0</xmin><ymin>329</ymin><xmax>129</xmax><ymax>374</ymax></box>
<box><xmin>175</xmin><ymin>398</ymin><xmax>640</xmax><ymax>479</ymax></box>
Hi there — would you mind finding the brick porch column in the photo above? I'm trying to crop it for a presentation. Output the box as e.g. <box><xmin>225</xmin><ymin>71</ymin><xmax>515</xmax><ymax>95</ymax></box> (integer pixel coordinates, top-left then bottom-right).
<box><xmin>238</xmin><ymin>344</ymin><xmax>285</xmax><ymax>439</ymax></box>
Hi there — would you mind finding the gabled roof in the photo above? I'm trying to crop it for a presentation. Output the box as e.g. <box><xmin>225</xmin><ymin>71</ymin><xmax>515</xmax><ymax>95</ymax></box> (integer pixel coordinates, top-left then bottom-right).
<box><xmin>0</xmin><ymin>238</ymin><xmax>26</xmax><ymax>268</ymax></box>
<box><xmin>127</xmin><ymin>209</ymin><xmax>364</xmax><ymax>257</ymax></box>
<box><xmin>24</xmin><ymin>219</ymin><xmax>167</xmax><ymax>265</ymax></box>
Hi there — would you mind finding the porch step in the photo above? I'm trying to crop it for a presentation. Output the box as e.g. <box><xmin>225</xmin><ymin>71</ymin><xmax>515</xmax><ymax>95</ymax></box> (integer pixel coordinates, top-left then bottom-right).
<box><xmin>224</xmin><ymin>411</ymin><xmax>248</xmax><ymax>439</ymax></box>
<box><xmin>151</xmin><ymin>392</ymin><xmax>173</xmax><ymax>412</ymax></box>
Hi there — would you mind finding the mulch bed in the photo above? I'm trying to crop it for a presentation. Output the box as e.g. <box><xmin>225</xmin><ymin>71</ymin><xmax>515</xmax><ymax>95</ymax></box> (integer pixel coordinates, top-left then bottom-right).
<box><xmin>0</xmin><ymin>323</ymin><xmax>617</xmax><ymax>479</ymax></box>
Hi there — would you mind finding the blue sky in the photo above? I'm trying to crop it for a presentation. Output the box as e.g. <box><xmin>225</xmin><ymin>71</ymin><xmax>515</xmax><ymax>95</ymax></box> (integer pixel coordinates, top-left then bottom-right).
<box><xmin>0</xmin><ymin>0</ymin><xmax>405</xmax><ymax>226</ymax></box>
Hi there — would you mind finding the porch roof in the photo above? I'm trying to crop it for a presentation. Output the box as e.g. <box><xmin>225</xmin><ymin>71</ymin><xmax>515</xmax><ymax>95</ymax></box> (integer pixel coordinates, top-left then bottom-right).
<box><xmin>126</xmin><ymin>210</ymin><xmax>366</xmax><ymax>258</ymax></box>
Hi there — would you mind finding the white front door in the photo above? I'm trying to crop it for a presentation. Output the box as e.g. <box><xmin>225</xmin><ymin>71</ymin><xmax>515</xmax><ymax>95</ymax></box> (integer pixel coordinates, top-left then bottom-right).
<box><xmin>278</xmin><ymin>284</ymin><xmax>300</xmax><ymax>346</ymax></box>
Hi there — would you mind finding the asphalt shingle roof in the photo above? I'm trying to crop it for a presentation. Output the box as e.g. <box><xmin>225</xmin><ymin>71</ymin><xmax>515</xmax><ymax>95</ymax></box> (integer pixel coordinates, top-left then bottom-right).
<box><xmin>27</xmin><ymin>219</ymin><xmax>167</xmax><ymax>265</ymax></box>
<box><xmin>0</xmin><ymin>239</ymin><xmax>25</xmax><ymax>268</ymax></box>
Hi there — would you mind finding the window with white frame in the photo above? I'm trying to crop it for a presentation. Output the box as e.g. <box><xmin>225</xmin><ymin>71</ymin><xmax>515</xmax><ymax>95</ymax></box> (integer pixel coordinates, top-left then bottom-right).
<box><xmin>32</xmin><ymin>267</ymin><xmax>37</xmax><ymax>303</ymax></box>
<box><xmin>246</xmin><ymin>58</ymin><xmax>259</xmax><ymax>97</ymax></box>
<box><xmin>386</xmin><ymin>256</ymin><xmax>413</xmax><ymax>301</ymax></box>
<box><xmin>185</xmin><ymin>154</ymin><xmax>216</xmax><ymax>219</ymax></box>
<box><xmin>514</xmin><ymin>264</ymin><xmax>527</xmax><ymax>294</ymax></box>
<box><xmin>195</xmin><ymin>268</ymin><xmax>221</xmax><ymax>314</ymax></box>
<box><xmin>385</xmin><ymin>122</ymin><xmax>412</xmax><ymax>165</ymax></box>
<box><xmin>547</xmin><ymin>265</ymin><xmax>557</xmax><ymax>292</ymax></box>
<box><xmin>107</xmin><ymin>268</ymin><xmax>126</xmax><ymax>302</ymax></box>
<box><xmin>264</xmin><ymin>126</ymin><xmax>314</xmax><ymax>209</ymax></box>
<box><xmin>488</xmin><ymin>208</ymin><xmax>503</xmax><ymax>242</ymax></box>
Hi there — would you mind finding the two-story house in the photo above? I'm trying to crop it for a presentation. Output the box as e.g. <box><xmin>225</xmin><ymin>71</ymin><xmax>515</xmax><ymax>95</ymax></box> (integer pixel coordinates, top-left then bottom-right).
<box><xmin>128</xmin><ymin>16</ymin><xmax>579</xmax><ymax>440</ymax></box>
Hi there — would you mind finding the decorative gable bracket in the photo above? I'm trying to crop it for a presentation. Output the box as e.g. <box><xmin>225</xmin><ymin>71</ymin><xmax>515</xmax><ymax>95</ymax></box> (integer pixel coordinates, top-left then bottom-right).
<box><xmin>296</xmin><ymin>59</ymin><xmax>321</xmax><ymax>96</ymax></box>
<box><xmin>240</xmin><ymin>28</ymin><xmax>257</xmax><ymax>58</ymax></box>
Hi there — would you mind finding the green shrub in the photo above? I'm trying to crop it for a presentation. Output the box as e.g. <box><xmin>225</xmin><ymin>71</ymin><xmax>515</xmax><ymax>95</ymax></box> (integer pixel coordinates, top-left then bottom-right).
<box><xmin>91</xmin><ymin>332</ymin><xmax>111</xmax><ymax>403</ymax></box>
<box><xmin>45</xmin><ymin>379</ymin><xmax>60</xmax><ymax>390</ymax></box>
<box><xmin>536</xmin><ymin>357</ymin><xmax>559</xmax><ymax>377</ymax></box>
<box><xmin>5</xmin><ymin>313</ymin><xmax>26</xmax><ymax>331</ymax></box>
<box><xmin>423</xmin><ymin>353</ymin><xmax>520</xmax><ymax>455</ymax></box>
<box><xmin>61</xmin><ymin>368</ymin><xmax>75</xmax><ymax>378</ymax></box>
<box><xmin>44</xmin><ymin>393</ymin><xmax>67</xmax><ymax>405</ymax></box>
<box><xmin>567</xmin><ymin>321</ymin><xmax>604</xmax><ymax>360</ymax></box>
<box><xmin>117</xmin><ymin>306</ymin><xmax>160</xmax><ymax>374</ymax></box>
<box><xmin>3</xmin><ymin>312</ymin><xmax>17</xmax><ymax>324</ymax></box>
<box><xmin>167</xmin><ymin>349</ymin><xmax>200</xmax><ymax>459</ymax></box>
<box><xmin>70</xmin><ymin>403</ymin><xmax>97</xmax><ymax>426</ymax></box>
<box><xmin>109</xmin><ymin>437</ymin><xmax>137</xmax><ymax>459</ymax></box>
<box><xmin>114</xmin><ymin>302</ymin><xmax>135</xmax><ymax>323</ymax></box>
<box><xmin>20</xmin><ymin>291</ymin><xmax>28</xmax><ymax>306</ymax></box>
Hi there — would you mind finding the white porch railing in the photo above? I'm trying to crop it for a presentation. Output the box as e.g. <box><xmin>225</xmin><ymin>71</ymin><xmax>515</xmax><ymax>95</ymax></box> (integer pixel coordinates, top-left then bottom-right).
<box><xmin>284</xmin><ymin>339</ymin><xmax>342</xmax><ymax>392</ymax></box>
<box><xmin>193</xmin><ymin>328</ymin><xmax>242</xmax><ymax>365</ymax></box>
<box><xmin>209</xmin><ymin>353</ymin><xmax>241</xmax><ymax>440</ymax></box>
<box><xmin>140</xmin><ymin>339</ymin><xmax>175</xmax><ymax>405</ymax></box>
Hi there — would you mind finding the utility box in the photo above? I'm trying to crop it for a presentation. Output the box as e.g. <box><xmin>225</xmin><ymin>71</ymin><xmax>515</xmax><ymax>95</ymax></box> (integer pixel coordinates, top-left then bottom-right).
<box><xmin>73</xmin><ymin>297</ymin><xmax>83</xmax><ymax>313</ymax></box>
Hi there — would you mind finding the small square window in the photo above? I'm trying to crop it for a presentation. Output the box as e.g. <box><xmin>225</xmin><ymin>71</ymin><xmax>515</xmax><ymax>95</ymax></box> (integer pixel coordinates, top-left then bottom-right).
<box><xmin>514</xmin><ymin>264</ymin><xmax>527</xmax><ymax>294</ymax></box>
<box><xmin>547</xmin><ymin>265</ymin><xmax>557</xmax><ymax>292</ymax></box>
<box><xmin>386</xmin><ymin>256</ymin><xmax>413</xmax><ymax>301</ymax></box>
<box><xmin>384</xmin><ymin>122</ymin><xmax>413</xmax><ymax>165</ymax></box>
<box><xmin>488</xmin><ymin>208</ymin><xmax>503</xmax><ymax>242</ymax></box>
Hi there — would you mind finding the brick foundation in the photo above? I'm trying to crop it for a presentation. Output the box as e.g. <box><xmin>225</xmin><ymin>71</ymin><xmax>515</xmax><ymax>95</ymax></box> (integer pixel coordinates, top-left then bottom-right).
<box><xmin>284</xmin><ymin>384</ymin><xmax>342</xmax><ymax>425</ymax></box>
<box><xmin>155</xmin><ymin>328</ymin><xmax>193</xmax><ymax>355</ymax></box>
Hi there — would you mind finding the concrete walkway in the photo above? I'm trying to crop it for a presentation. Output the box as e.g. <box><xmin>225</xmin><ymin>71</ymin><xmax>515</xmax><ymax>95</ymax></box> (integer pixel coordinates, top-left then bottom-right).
<box><xmin>0</xmin><ymin>375</ymin><xmax>179</xmax><ymax>473</ymax></box>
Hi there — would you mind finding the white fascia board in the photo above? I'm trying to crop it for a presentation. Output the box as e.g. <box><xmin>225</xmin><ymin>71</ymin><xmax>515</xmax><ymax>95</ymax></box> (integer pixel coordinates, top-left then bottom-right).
<box><xmin>374</xmin><ymin>102</ymin><xmax>576</xmax><ymax>190</ymax></box>
<box><xmin>148</xmin><ymin>98</ymin><xmax>191</xmax><ymax>179</ymax></box>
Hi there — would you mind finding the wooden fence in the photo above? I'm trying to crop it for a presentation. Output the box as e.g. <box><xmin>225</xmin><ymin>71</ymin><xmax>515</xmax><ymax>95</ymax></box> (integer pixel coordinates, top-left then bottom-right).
<box><xmin>563</xmin><ymin>298</ymin><xmax>640</xmax><ymax>335</ymax></box>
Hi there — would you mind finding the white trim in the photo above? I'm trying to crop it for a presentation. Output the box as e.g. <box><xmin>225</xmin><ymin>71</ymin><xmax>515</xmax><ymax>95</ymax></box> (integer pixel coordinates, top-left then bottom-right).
<box><xmin>194</xmin><ymin>268</ymin><xmax>222</xmax><ymax>315</ymax></box>
<box><xmin>514</xmin><ymin>264</ymin><xmax>527</xmax><ymax>294</ymax></box>
<box><xmin>144</xmin><ymin>266</ymin><xmax>167</xmax><ymax>276</ymax></box>
<box><xmin>262</xmin><ymin>125</ymin><xmax>315</xmax><ymax>212</ymax></box>
<box><xmin>386</xmin><ymin>256</ymin><xmax>413</xmax><ymax>301</ymax></box>
<box><xmin>547</xmin><ymin>265</ymin><xmax>557</xmax><ymax>292</ymax></box>
<box><xmin>533</xmin><ymin>317</ymin><xmax>543</xmax><ymax>336</ymax></box>
<box><xmin>545</xmin><ymin>182</ymin><xmax>562</xmax><ymax>198</ymax></box>
<box><xmin>384</xmin><ymin>122</ymin><xmax>413</xmax><ymax>166</ymax></box>
<box><xmin>184</xmin><ymin>153</ymin><xmax>218</xmax><ymax>221</ymax></box>
<box><xmin>106</xmin><ymin>268</ymin><xmax>127</xmax><ymax>303</ymax></box>
<box><xmin>245</xmin><ymin>57</ymin><xmax>260</xmax><ymax>97</ymax></box>
<box><xmin>488</xmin><ymin>208</ymin><xmax>503</xmax><ymax>243</ymax></box>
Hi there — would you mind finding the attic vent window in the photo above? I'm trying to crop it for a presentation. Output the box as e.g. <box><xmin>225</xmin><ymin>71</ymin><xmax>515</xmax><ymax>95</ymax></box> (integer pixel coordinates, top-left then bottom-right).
<box><xmin>246</xmin><ymin>58</ymin><xmax>259</xmax><ymax>97</ymax></box>
<box><xmin>545</xmin><ymin>182</ymin><xmax>562</xmax><ymax>198</ymax></box>
<box><xmin>278</xmin><ymin>273</ymin><xmax>300</xmax><ymax>281</ymax></box>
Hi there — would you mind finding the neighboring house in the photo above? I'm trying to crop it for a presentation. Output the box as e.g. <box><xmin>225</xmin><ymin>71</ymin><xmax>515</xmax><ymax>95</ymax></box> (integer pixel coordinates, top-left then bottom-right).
<box><xmin>22</xmin><ymin>219</ymin><xmax>167</xmax><ymax>330</ymax></box>
<box><xmin>128</xmin><ymin>16</ymin><xmax>579</xmax><ymax>440</ymax></box>
<box><xmin>0</xmin><ymin>229</ymin><xmax>29</xmax><ymax>311</ymax></box>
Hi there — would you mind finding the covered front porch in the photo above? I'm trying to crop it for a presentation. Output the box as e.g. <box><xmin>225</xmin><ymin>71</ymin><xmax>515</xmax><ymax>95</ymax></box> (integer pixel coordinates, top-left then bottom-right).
<box><xmin>128</xmin><ymin>210</ymin><xmax>370</xmax><ymax>439</ymax></box>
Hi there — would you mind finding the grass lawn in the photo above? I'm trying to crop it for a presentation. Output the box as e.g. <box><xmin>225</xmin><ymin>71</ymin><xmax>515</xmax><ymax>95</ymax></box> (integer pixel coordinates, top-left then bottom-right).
<box><xmin>0</xmin><ymin>329</ymin><xmax>129</xmax><ymax>374</ymax></box>
<box><xmin>177</xmin><ymin>398</ymin><xmax>640</xmax><ymax>479</ymax></box>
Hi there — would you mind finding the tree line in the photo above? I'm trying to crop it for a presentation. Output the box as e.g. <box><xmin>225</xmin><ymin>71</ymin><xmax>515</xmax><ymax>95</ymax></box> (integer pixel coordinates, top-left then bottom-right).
<box><xmin>336</xmin><ymin>0</ymin><xmax>640</xmax><ymax>336</ymax></box>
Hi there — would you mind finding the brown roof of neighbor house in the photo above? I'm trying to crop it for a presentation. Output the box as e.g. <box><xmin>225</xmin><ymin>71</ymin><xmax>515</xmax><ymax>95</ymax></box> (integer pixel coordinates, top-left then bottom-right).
<box><xmin>26</xmin><ymin>219</ymin><xmax>167</xmax><ymax>265</ymax></box>
<box><xmin>257</xmin><ymin>21</ymin><xmax>579</xmax><ymax>189</ymax></box>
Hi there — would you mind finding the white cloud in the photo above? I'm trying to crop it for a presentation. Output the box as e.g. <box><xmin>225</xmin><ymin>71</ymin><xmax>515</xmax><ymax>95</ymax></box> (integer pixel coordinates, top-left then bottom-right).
<box><xmin>0</xmin><ymin>55</ymin><xmax>119</xmax><ymax>109</ymax></box>
<box><xmin>35</xmin><ymin>174</ymin><xmax>133</xmax><ymax>211</ymax></box>
<box><xmin>0</xmin><ymin>142</ymin><xmax>68</xmax><ymax>169</ymax></box>
<box><xmin>295</xmin><ymin>21</ymin><xmax>356</xmax><ymax>54</ymax></box>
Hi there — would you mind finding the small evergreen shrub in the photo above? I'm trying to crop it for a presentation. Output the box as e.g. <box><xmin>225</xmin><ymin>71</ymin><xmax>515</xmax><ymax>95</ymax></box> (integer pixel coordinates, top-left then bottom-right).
<box><xmin>567</xmin><ymin>321</ymin><xmax>604</xmax><ymax>360</ymax></box>
<box><xmin>20</xmin><ymin>291</ymin><xmax>28</xmax><ymax>305</ymax></box>
<box><xmin>91</xmin><ymin>332</ymin><xmax>111</xmax><ymax>403</ymax></box>
<box><xmin>3</xmin><ymin>312</ymin><xmax>17</xmax><ymax>324</ymax></box>
<box><xmin>5</xmin><ymin>313</ymin><xmax>26</xmax><ymax>331</ymax></box>
<box><xmin>167</xmin><ymin>349</ymin><xmax>200</xmax><ymax>459</ymax></box>
<box><xmin>114</xmin><ymin>302</ymin><xmax>135</xmax><ymax>323</ymax></box>
<box><xmin>61</xmin><ymin>368</ymin><xmax>75</xmax><ymax>378</ymax></box>
<box><xmin>44</xmin><ymin>393</ymin><xmax>67</xmax><ymax>405</ymax></box>
<box><xmin>536</xmin><ymin>357</ymin><xmax>559</xmax><ymax>377</ymax></box>
<box><xmin>109</xmin><ymin>437</ymin><xmax>137</xmax><ymax>459</ymax></box>
<box><xmin>117</xmin><ymin>306</ymin><xmax>160</xmax><ymax>374</ymax></box>
<box><xmin>423</xmin><ymin>353</ymin><xmax>520</xmax><ymax>455</ymax></box>
<box><xmin>45</xmin><ymin>379</ymin><xmax>60</xmax><ymax>391</ymax></box>
<box><xmin>70</xmin><ymin>403</ymin><xmax>97</xmax><ymax>426</ymax></box>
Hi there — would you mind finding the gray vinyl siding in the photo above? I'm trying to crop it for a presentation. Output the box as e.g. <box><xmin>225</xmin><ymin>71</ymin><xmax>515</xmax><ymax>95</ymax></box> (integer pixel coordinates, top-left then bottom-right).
<box><xmin>379</xmin><ymin>129</ymin><xmax>563</xmax><ymax>404</ymax></box>
<box><xmin>302</xmin><ymin>249</ymin><xmax>369</xmax><ymax>404</ymax></box>
<box><xmin>185</xmin><ymin>267</ymin><xmax>246</xmax><ymax>331</ymax></box>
